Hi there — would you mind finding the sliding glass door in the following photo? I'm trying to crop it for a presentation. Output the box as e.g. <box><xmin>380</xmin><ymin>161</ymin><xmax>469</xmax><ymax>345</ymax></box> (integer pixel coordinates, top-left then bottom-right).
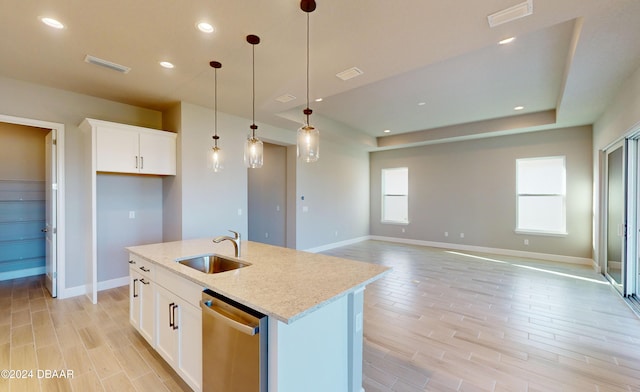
<box><xmin>605</xmin><ymin>141</ymin><xmax>626</xmax><ymax>294</ymax></box>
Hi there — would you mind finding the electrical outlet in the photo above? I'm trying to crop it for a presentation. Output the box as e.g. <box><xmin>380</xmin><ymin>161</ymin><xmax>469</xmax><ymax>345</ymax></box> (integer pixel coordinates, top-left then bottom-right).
<box><xmin>129</xmin><ymin>211</ymin><xmax>135</xmax><ymax>219</ymax></box>
<box><xmin>237</xmin><ymin>208</ymin><xmax>242</xmax><ymax>216</ymax></box>
<box><xmin>444</xmin><ymin>231</ymin><xmax>449</xmax><ymax>237</ymax></box>
<box><xmin>460</xmin><ymin>233</ymin><xmax>464</xmax><ymax>238</ymax></box>
<box><xmin>524</xmin><ymin>239</ymin><xmax>529</xmax><ymax>245</ymax></box>
<box><xmin>265</xmin><ymin>232</ymin><xmax>269</xmax><ymax>238</ymax></box>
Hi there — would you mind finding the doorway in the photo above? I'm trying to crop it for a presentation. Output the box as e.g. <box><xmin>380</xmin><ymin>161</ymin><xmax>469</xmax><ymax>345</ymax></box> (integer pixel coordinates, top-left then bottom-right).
<box><xmin>603</xmin><ymin>134</ymin><xmax>640</xmax><ymax>303</ymax></box>
<box><xmin>248</xmin><ymin>142</ymin><xmax>287</xmax><ymax>247</ymax></box>
<box><xmin>604</xmin><ymin>141</ymin><xmax>626</xmax><ymax>293</ymax></box>
<box><xmin>0</xmin><ymin>114</ymin><xmax>65</xmax><ymax>298</ymax></box>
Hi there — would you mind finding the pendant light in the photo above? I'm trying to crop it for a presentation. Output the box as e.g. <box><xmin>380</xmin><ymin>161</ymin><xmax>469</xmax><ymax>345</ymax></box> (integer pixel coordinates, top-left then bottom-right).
<box><xmin>244</xmin><ymin>34</ymin><xmax>264</xmax><ymax>168</ymax></box>
<box><xmin>210</xmin><ymin>60</ymin><xmax>223</xmax><ymax>172</ymax></box>
<box><xmin>297</xmin><ymin>0</ymin><xmax>319</xmax><ymax>163</ymax></box>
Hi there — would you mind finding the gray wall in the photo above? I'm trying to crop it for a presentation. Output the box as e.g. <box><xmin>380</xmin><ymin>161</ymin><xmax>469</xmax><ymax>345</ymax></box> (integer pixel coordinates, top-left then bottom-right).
<box><xmin>163</xmin><ymin>102</ymin><xmax>253</xmax><ymax>242</ymax></box>
<box><xmin>593</xmin><ymin>64</ymin><xmax>640</xmax><ymax>267</ymax></box>
<box><xmin>370</xmin><ymin>126</ymin><xmax>593</xmax><ymax>259</ymax></box>
<box><xmin>97</xmin><ymin>174</ymin><xmax>163</xmax><ymax>282</ymax></box>
<box><xmin>0</xmin><ymin>123</ymin><xmax>46</xmax><ymax>180</ymax></box>
<box><xmin>296</xmin><ymin>138</ymin><xmax>371</xmax><ymax>250</ymax></box>
<box><xmin>0</xmin><ymin>76</ymin><xmax>162</xmax><ymax>290</ymax></box>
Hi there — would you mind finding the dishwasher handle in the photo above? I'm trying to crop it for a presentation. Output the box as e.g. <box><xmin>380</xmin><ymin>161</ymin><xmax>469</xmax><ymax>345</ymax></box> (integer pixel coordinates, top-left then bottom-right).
<box><xmin>201</xmin><ymin>300</ymin><xmax>259</xmax><ymax>336</ymax></box>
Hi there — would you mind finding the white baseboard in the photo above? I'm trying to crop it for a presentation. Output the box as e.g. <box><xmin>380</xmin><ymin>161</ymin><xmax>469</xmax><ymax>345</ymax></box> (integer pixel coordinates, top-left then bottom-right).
<box><xmin>369</xmin><ymin>236</ymin><xmax>594</xmax><ymax>266</ymax></box>
<box><xmin>304</xmin><ymin>236</ymin><xmax>370</xmax><ymax>253</ymax></box>
<box><xmin>58</xmin><ymin>276</ymin><xmax>129</xmax><ymax>300</ymax></box>
<box><xmin>0</xmin><ymin>266</ymin><xmax>45</xmax><ymax>282</ymax></box>
<box><xmin>97</xmin><ymin>276</ymin><xmax>129</xmax><ymax>291</ymax></box>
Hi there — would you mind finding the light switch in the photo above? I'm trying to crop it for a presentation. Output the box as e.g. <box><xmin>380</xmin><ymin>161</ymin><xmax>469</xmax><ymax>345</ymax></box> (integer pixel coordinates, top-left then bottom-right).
<box><xmin>129</xmin><ymin>211</ymin><xmax>135</xmax><ymax>219</ymax></box>
<box><xmin>302</xmin><ymin>206</ymin><xmax>309</xmax><ymax>213</ymax></box>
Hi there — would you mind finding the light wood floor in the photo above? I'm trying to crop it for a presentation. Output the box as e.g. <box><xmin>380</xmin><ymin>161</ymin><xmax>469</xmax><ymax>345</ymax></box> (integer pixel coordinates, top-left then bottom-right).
<box><xmin>0</xmin><ymin>275</ymin><xmax>191</xmax><ymax>392</ymax></box>
<box><xmin>323</xmin><ymin>241</ymin><xmax>640</xmax><ymax>392</ymax></box>
<box><xmin>2</xmin><ymin>240</ymin><xmax>640</xmax><ymax>391</ymax></box>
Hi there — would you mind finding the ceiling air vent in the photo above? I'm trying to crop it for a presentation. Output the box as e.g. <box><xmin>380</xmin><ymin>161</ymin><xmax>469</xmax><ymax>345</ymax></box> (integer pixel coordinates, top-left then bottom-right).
<box><xmin>336</xmin><ymin>67</ymin><xmax>363</xmax><ymax>81</ymax></box>
<box><xmin>487</xmin><ymin>0</ymin><xmax>533</xmax><ymax>28</ymax></box>
<box><xmin>84</xmin><ymin>55</ymin><xmax>131</xmax><ymax>74</ymax></box>
<box><xmin>275</xmin><ymin>94</ymin><xmax>297</xmax><ymax>103</ymax></box>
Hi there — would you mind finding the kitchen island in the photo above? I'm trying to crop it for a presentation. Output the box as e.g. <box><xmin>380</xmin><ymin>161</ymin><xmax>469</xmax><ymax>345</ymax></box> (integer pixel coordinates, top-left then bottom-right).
<box><xmin>126</xmin><ymin>238</ymin><xmax>390</xmax><ymax>392</ymax></box>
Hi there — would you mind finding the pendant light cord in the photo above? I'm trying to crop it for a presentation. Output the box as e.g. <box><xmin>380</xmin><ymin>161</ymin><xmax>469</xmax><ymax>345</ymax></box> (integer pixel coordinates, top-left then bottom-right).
<box><xmin>306</xmin><ymin>12</ymin><xmax>310</xmax><ymax>125</ymax></box>
<box><xmin>252</xmin><ymin>43</ymin><xmax>256</xmax><ymax>138</ymax></box>
<box><xmin>214</xmin><ymin>68</ymin><xmax>218</xmax><ymax>147</ymax></box>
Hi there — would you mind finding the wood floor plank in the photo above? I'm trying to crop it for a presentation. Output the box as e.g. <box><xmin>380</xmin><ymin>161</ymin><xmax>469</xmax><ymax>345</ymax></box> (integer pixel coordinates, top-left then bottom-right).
<box><xmin>322</xmin><ymin>240</ymin><xmax>640</xmax><ymax>392</ymax></box>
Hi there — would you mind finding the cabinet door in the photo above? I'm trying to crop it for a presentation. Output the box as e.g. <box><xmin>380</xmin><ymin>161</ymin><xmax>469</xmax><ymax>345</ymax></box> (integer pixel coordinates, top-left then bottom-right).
<box><xmin>139</xmin><ymin>131</ymin><xmax>176</xmax><ymax>175</ymax></box>
<box><xmin>129</xmin><ymin>269</ymin><xmax>141</xmax><ymax>329</ymax></box>
<box><xmin>178</xmin><ymin>302</ymin><xmax>202</xmax><ymax>391</ymax></box>
<box><xmin>139</xmin><ymin>277</ymin><xmax>155</xmax><ymax>344</ymax></box>
<box><xmin>96</xmin><ymin>126</ymin><xmax>140</xmax><ymax>173</ymax></box>
<box><xmin>156</xmin><ymin>286</ymin><xmax>179</xmax><ymax>366</ymax></box>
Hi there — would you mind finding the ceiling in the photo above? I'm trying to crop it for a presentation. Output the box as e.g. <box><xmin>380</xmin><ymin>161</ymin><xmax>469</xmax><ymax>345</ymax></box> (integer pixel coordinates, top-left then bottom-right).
<box><xmin>1</xmin><ymin>0</ymin><xmax>640</xmax><ymax>149</ymax></box>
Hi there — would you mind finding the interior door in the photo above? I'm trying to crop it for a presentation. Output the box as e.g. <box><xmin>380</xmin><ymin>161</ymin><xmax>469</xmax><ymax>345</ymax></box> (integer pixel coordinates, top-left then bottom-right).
<box><xmin>605</xmin><ymin>141</ymin><xmax>626</xmax><ymax>294</ymax></box>
<box><xmin>45</xmin><ymin>130</ymin><xmax>57</xmax><ymax>297</ymax></box>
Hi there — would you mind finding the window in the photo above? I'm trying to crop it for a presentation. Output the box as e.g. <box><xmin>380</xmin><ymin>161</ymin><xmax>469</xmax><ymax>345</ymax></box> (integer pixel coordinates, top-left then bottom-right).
<box><xmin>516</xmin><ymin>156</ymin><xmax>566</xmax><ymax>234</ymax></box>
<box><xmin>382</xmin><ymin>167</ymin><xmax>408</xmax><ymax>223</ymax></box>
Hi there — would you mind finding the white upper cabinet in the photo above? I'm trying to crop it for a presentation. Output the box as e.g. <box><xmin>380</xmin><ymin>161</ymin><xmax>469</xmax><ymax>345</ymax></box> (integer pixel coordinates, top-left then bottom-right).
<box><xmin>81</xmin><ymin>118</ymin><xmax>177</xmax><ymax>176</ymax></box>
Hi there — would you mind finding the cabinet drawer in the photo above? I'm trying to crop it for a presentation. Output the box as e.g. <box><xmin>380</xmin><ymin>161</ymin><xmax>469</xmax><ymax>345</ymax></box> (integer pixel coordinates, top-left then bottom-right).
<box><xmin>128</xmin><ymin>254</ymin><xmax>155</xmax><ymax>280</ymax></box>
<box><xmin>156</xmin><ymin>266</ymin><xmax>203</xmax><ymax>307</ymax></box>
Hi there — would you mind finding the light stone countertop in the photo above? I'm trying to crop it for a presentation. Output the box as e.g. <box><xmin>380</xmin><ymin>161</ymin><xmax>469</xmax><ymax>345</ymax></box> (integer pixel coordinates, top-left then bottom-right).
<box><xmin>126</xmin><ymin>238</ymin><xmax>390</xmax><ymax>324</ymax></box>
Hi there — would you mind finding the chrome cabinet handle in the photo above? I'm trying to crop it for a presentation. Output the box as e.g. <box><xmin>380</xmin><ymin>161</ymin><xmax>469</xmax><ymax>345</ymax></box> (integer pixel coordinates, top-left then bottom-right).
<box><xmin>135</xmin><ymin>156</ymin><xmax>138</xmax><ymax>169</ymax></box>
<box><xmin>141</xmin><ymin>156</ymin><xmax>144</xmax><ymax>170</ymax></box>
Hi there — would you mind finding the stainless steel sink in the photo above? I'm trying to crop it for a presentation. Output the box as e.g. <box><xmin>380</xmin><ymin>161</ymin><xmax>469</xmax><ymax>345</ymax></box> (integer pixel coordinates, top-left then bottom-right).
<box><xmin>176</xmin><ymin>254</ymin><xmax>250</xmax><ymax>274</ymax></box>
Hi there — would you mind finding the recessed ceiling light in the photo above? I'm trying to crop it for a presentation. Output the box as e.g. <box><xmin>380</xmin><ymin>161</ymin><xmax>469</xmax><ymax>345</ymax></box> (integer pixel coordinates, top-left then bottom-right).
<box><xmin>514</xmin><ymin>106</ymin><xmax>524</xmax><ymax>111</ymax></box>
<box><xmin>40</xmin><ymin>17</ymin><xmax>64</xmax><ymax>29</ymax></box>
<box><xmin>196</xmin><ymin>22</ymin><xmax>214</xmax><ymax>33</ymax></box>
<box><xmin>499</xmin><ymin>37</ymin><xmax>516</xmax><ymax>45</ymax></box>
<box><xmin>159</xmin><ymin>61</ymin><xmax>175</xmax><ymax>69</ymax></box>
<box><xmin>418</xmin><ymin>102</ymin><xmax>426</xmax><ymax>106</ymax></box>
<box><xmin>383</xmin><ymin>129</ymin><xmax>391</xmax><ymax>133</ymax></box>
<box><xmin>315</xmin><ymin>98</ymin><xmax>323</xmax><ymax>102</ymax></box>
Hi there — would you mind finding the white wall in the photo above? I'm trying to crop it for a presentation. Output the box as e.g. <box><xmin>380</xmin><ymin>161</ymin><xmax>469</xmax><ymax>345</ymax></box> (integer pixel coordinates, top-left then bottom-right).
<box><xmin>0</xmin><ymin>76</ymin><xmax>162</xmax><ymax>290</ymax></box>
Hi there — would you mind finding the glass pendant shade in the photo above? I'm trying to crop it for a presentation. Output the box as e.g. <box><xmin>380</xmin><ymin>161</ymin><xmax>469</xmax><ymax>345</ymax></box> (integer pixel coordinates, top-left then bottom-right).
<box><xmin>244</xmin><ymin>136</ymin><xmax>263</xmax><ymax>168</ymax></box>
<box><xmin>297</xmin><ymin>124</ymin><xmax>319</xmax><ymax>162</ymax></box>
<box><xmin>211</xmin><ymin>145</ymin><xmax>223</xmax><ymax>172</ymax></box>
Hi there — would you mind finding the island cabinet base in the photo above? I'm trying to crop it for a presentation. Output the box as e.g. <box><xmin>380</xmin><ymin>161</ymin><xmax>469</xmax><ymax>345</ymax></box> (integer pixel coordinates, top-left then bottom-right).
<box><xmin>268</xmin><ymin>288</ymin><xmax>365</xmax><ymax>392</ymax></box>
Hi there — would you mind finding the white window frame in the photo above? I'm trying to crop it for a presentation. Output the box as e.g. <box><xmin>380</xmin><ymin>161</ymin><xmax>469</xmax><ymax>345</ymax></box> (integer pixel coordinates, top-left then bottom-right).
<box><xmin>381</xmin><ymin>167</ymin><xmax>409</xmax><ymax>224</ymax></box>
<box><xmin>515</xmin><ymin>156</ymin><xmax>567</xmax><ymax>236</ymax></box>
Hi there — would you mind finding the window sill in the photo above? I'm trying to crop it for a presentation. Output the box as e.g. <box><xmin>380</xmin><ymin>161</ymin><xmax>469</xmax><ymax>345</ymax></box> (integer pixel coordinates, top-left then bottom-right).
<box><xmin>515</xmin><ymin>229</ymin><xmax>568</xmax><ymax>237</ymax></box>
<box><xmin>381</xmin><ymin>220</ymin><xmax>409</xmax><ymax>226</ymax></box>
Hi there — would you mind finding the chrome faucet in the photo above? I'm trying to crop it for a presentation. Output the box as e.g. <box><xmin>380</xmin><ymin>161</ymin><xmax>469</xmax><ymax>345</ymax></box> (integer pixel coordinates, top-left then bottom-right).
<box><xmin>213</xmin><ymin>230</ymin><xmax>241</xmax><ymax>257</ymax></box>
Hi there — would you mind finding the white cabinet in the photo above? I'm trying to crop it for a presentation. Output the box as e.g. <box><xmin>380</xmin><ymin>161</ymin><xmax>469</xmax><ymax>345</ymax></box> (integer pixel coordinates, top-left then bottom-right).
<box><xmin>96</xmin><ymin>124</ymin><xmax>176</xmax><ymax>175</ymax></box>
<box><xmin>128</xmin><ymin>254</ymin><xmax>202</xmax><ymax>392</ymax></box>
<box><xmin>155</xmin><ymin>267</ymin><xmax>203</xmax><ymax>392</ymax></box>
<box><xmin>129</xmin><ymin>256</ymin><xmax>156</xmax><ymax>345</ymax></box>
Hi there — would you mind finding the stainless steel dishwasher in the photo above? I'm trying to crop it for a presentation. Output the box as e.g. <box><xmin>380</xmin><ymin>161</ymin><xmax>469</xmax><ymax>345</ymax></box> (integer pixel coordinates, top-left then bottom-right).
<box><xmin>201</xmin><ymin>289</ymin><xmax>268</xmax><ymax>392</ymax></box>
